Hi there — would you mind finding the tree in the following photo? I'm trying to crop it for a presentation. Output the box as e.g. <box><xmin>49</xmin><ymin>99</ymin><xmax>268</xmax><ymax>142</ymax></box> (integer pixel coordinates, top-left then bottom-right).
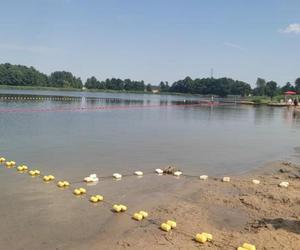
<box><xmin>255</xmin><ymin>78</ymin><xmax>266</xmax><ymax>96</ymax></box>
<box><xmin>49</xmin><ymin>71</ymin><xmax>82</xmax><ymax>88</ymax></box>
<box><xmin>295</xmin><ymin>78</ymin><xmax>300</xmax><ymax>93</ymax></box>
<box><xmin>146</xmin><ymin>84</ymin><xmax>152</xmax><ymax>92</ymax></box>
<box><xmin>265</xmin><ymin>81</ymin><xmax>278</xmax><ymax>98</ymax></box>
<box><xmin>85</xmin><ymin>76</ymin><xmax>101</xmax><ymax>89</ymax></box>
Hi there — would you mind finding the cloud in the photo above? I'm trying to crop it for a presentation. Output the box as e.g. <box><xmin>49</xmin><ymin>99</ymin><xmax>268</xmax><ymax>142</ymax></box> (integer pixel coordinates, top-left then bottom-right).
<box><xmin>0</xmin><ymin>43</ymin><xmax>60</xmax><ymax>54</ymax></box>
<box><xmin>223</xmin><ymin>42</ymin><xmax>245</xmax><ymax>51</ymax></box>
<box><xmin>280</xmin><ymin>23</ymin><xmax>300</xmax><ymax>34</ymax></box>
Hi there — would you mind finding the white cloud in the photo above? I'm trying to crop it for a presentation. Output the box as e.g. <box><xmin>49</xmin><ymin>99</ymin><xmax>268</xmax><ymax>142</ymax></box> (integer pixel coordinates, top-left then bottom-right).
<box><xmin>281</xmin><ymin>23</ymin><xmax>300</xmax><ymax>34</ymax></box>
<box><xmin>223</xmin><ymin>42</ymin><xmax>245</xmax><ymax>51</ymax></box>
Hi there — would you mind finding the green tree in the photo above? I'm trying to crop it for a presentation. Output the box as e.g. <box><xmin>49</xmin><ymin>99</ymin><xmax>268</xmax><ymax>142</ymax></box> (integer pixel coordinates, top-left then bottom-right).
<box><xmin>281</xmin><ymin>82</ymin><xmax>295</xmax><ymax>93</ymax></box>
<box><xmin>255</xmin><ymin>78</ymin><xmax>266</xmax><ymax>96</ymax></box>
<box><xmin>295</xmin><ymin>78</ymin><xmax>300</xmax><ymax>93</ymax></box>
<box><xmin>146</xmin><ymin>84</ymin><xmax>152</xmax><ymax>92</ymax></box>
<box><xmin>265</xmin><ymin>81</ymin><xmax>278</xmax><ymax>98</ymax></box>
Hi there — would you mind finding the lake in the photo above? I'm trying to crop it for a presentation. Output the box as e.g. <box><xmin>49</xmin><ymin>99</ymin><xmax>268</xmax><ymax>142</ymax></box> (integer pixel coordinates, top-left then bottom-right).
<box><xmin>0</xmin><ymin>89</ymin><xmax>299</xmax><ymax>178</ymax></box>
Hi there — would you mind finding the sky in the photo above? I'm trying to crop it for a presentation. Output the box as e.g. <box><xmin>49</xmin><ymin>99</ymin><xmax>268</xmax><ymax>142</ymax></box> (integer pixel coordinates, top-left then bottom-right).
<box><xmin>0</xmin><ymin>0</ymin><xmax>299</xmax><ymax>86</ymax></box>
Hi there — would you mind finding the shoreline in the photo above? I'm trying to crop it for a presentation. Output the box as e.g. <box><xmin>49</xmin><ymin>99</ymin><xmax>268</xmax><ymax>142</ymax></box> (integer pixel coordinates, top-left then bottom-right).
<box><xmin>0</xmin><ymin>160</ymin><xmax>300</xmax><ymax>249</ymax></box>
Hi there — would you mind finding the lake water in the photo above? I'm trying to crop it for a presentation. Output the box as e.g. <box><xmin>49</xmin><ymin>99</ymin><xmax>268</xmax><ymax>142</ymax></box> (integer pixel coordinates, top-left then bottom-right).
<box><xmin>1</xmin><ymin>89</ymin><xmax>300</xmax><ymax>178</ymax></box>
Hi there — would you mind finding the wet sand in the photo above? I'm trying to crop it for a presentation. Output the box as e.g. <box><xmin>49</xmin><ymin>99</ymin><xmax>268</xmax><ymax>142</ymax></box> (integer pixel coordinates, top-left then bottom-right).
<box><xmin>0</xmin><ymin>161</ymin><xmax>300</xmax><ymax>249</ymax></box>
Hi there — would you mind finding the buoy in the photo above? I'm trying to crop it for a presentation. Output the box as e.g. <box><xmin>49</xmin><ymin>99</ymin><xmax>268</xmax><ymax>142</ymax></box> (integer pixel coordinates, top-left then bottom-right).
<box><xmin>195</xmin><ymin>233</ymin><xmax>207</xmax><ymax>243</ymax></box>
<box><xmin>119</xmin><ymin>205</ymin><xmax>127</xmax><ymax>211</ymax></box>
<box><xmin>133</xmin><ymin>213</ymin><xmax>143</xmax><ymax>221</ymax></box>
<box><xmin>90</xmin><ymin>196</ymin><xmax>99</xmax><ymax>203</ymax></box>
<box><xmin>43</xmin><ymin>176</ymin><xmax>50</xmax><ymax>182</ymax></box>
<box><xmin>5</xmin><ymin>161</ymin><xmax>12</xmax><ymax>168</ymax></box>
<box><xmin>73</xmin><ymin>189</ymin><xmax>81</xmax><ymax>195</ymax></box>
<box><xmin>279</xmin><ymin>181</ymin><xmax>289</xmax><ymax>188</ymax></box>
<box><xmin>200</xmin><ymin>175</ymin><xmax>208</xmax><ymax>180</ymax></box>
<box><xmin>201</xmin><ymin>232</ymin><xmax>213</xmax><ymax>241</ymax></box>
<box><xmin>10</xmin><ymin>161</ymin><xmax>16</xmax><ymax>166</ymax></box>
<box><xmin>134</xmin><ymin>171</ymin><xmax>143</xmax><ymax>176</ymax></box>
<box><xmin>48</xmin><ymin>175</ymin><xmax>55</xmax><ymax>180</ymax></box>
<box><xmin>57</xmin><ymin>181</ymin><xmax>70</xmax><ymax>188</ymax></box>
<box><xmin>113</xmin><ymin>204</ymin><xmax>122</xmax><ymax>212</ymax></box>
<box><xmin>0</xmin><ymin>157</ymin><xmax>6</xmax><ymax>163</ymax></box>
<box><xmin>242</xmin><ymin>243</ymin><xmax>256</xmax><ymax>250</ymax></box>
<box><xmin>155</xmin><ymin>168</ymin><xmax>163</xmax><ymax>175</ymax></box>
<box><xmin>17</xmin><ymin>165</ymin><xmax>28</xmax><ymax>171</ymax></box>
<box><xmin>252</xmin><ymin>179</ymin><xmax>260</xmax><ymax>185</ymax></box>
<box><xmin>139</xmin><ymin>211</ymin><xmax>148</xmax><ymax>218</ymax></box>
<box><xmin>57</xmin><ymin>181</ymin><xmax>65</xmax><ymax>187</ymax></box>
<box><xmin>29</xmin><ymin>170</ymin><xmax>40</xmax><ymax>176</ymax></box>
<box><xmin>160</xmin><ymin>223</ymin><xmax>171</xmax><ymax>232</ymax></box>
<box><xmin>173</xmin><ymin>171</ymin><xmax>182</xmax><ymax>177</ymax></box>
<box><xmin>63</xmin><ymin>181</ymin><xmax>70</xmax><ymax>187</ymax></box>
<box><xmin>113</xmin><ymin>173</ymin><xmax>122</xmax><ymax>179</ymax></box>
<box><xmin>222</xmin><ymin>177</ymin><xmax>230</xmax><ymax>182</ymax></box>
<box><xmin>84</xmin><ymin>174</ymin><xmax>99</xmax><ymax>183</ymax></box>
<box><xmin>166</xmin><ymin>220</ymin><xmax>176</xmax><ymax>229</ymax></box>
<box><xmin>95</xmin><ymin>195</ymin><xmax>103</xmax><ymax>201</ymax></box>
<box><xmin>79</xmin><ymin>187</ymin><xmax>86</xmax><ymax>194</ymax></box>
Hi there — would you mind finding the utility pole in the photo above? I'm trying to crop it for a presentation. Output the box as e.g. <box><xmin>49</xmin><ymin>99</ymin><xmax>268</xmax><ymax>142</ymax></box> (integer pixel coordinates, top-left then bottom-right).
<box><xmin>210</xmin><ymin>68</ymin><xmax>214</xmax><ymax>79</ymax></box>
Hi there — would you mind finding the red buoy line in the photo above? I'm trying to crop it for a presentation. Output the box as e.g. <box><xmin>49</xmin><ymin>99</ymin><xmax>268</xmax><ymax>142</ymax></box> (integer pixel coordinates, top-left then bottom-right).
<box><xmin>0</xmin><ymin>158</ymin><xmax>243</xmax><ymax>249</ymax></box>
<box><xmin>0</xmin><ymin>102</ymin><xmax>221</xmax><ymax>113</ymax></box>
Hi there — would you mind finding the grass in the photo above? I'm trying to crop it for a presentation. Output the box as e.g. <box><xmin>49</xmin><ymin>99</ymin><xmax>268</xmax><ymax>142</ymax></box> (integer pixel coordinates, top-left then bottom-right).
<box><xmin>0</xmin><ymin>84</ymin><xmax>82</xmax><ymax>92</ymax></box>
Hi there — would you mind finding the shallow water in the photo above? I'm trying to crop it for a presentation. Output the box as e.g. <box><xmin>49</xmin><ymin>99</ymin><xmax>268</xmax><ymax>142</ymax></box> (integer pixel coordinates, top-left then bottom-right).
<box><xmin>0</xmin><ymin>89</ymin><xmax>300</xmax><ymax>177</ymax></box>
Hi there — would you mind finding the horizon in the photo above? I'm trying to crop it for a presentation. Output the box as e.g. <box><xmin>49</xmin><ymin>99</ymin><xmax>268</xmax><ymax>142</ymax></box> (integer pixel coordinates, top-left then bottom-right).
<box><xmin>0</xmin><ymin>0</ymin><xmax>299</xmax><ymax>86</ymax></box>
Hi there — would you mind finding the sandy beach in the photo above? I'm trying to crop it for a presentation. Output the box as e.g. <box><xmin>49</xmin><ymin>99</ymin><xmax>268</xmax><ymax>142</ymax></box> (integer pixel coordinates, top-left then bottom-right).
<box><xmin>0</xmin><ymin>160</ymin><xmax>300</xmax><ymax>250</ymax></box>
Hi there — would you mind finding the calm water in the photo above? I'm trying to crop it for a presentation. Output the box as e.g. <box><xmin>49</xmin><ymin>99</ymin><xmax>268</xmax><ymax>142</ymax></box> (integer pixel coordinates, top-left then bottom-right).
<box><xmin>1</xmin><ymin>89</ymin><xmax>300</xmax><ymax>177</ymax></box>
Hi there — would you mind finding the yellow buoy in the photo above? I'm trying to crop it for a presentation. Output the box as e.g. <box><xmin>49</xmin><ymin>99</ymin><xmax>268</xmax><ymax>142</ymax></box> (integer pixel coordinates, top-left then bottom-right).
<box><xmin>0</xmin><ymin>157</ymin><xmax>6</xmax><ymax>163</ymax></box>
<box><xmin>17</xmin><ymin>166</ymin><xmax>24</xmax><ymax>171</ymax></box>
<box><xmin>29</xmin><ymin>170</ymin><xmax>36</xmax><ymax>176</ymax></box>
<box><xmin>90</xmin><ymin>196</ymin><xmax>99</xmax><ymax>203</ymax></box>
<box><xmin>119</xmin><ymin>205</ymin><xmax>127</xmax><ymax>211</ymax></box>
<box><xmin>43</xmin><ymin>176</ymin><xmax>50</xmax><ymax>182</ymax></box>
<box><xmin>10</xmin><ymin>161</ymin><xmax>16</xmax><ymax>166</ymax></box>
<box><xmin>160</xmin><ymin>223</ymin><xmax>171</xmax><ymax>232</ymax></box>
<box><xmin>139</xmin><ymin>211</ymin><xmax>148</xmax><ymax>218</ymax></box>
<box><xmin>22</xmin><ymin>165</ymin><xmax>28</xmax><ymax>171</ymax></box>
<box><xmin>95</xmin><ymin>195</ymin><xmax>104</xmax><ymax>201</ymax></box>
<box><xmin>79</xmin><ymin>188</ymin><xmax>86</xmax><ymax>194</ymax></box>
<box><xmin>73</xmin><ymin>189</ymin><xmax>81</xmax><ymax>195</ymax></box>
<box><xmin>63</xmin><ymin>181</ymin><xmax>70</xmax><ymax>187</ymax></box>
<box><xmin>195</xmin><ymin>233</ymin><xmax>207</xmax><ymax>243</ymax></box>
<box><xmin>5</xmin><ymin>162</ymin><xmax>12</xmax><ymax>167</ymax></box>
<box><xmin>57</xmin><ymin>181</ymin><xmax>65</xmax><ymax>187</ymax></box>
<box><xmin>48</xmin><ymin>175</ymin><xmax>55</xmax><ymax>180</ymax></box>
<box><xmin>34</xmin><ymin>170</ymin><xmax>40</xmax><ymax>175</ymax></box>
<box><xmin>166</xmin><ymin>220</ymin><xmax>176</xmax><ymax>229</ymax></box>
<box><xmin>113</xmin><ymin>204</ymin><xmax>122</xmax><ymax>212</ymax></box>
<box><xmin>242</xmin><ymin>243</ymin><xmax>256</xmax><ymax>250</ymax></box>
<box><xmin>202</xmin><ymin>232</ymin><xmax>213</xmax><ymax>241</ymax></box>
<box><xmin>133</xmin><ymin>213</ymin><xmax>143</xmax><ymax>221</ymax></box>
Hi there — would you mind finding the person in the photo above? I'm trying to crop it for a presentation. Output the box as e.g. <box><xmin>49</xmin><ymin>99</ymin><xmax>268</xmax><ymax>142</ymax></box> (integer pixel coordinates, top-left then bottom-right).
<box><xmin>294</xmin><ymin>98</ymin><xmax>298</xmax><ymax>106</ymax></box>
<box><xmin>287</xmin><ymin>98</ymin><xmax>293</xmax><ymax>105</ymax></box>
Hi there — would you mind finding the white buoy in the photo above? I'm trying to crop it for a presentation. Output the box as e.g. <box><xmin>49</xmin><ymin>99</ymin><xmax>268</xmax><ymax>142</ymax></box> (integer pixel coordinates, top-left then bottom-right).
<box><xmin>252</xmin><ymin>179</ymin><xmax>260</xmax><ymax>185</ymax></box>
<box><xmin>222</xmin><ymin>177</ymin><xmax>230</xmax><ymax>182</ymax></box>
<box><xmin>199</xmin><ymin>175</ymin><xmax>208</xmax><ymax>180</ymax></box>
<box><xmin>155</xmin><ymin>169</ymin><xmax>163</xmax><ymax>175</ymax></box>
<box><xmin>84</xmin><ymin>174</ymin><xmax>99</xmax><ymax>183</ymax></box>
<box><xmin>134</xmin><ymin>171</ymin><xmax>143</xmax><ymax>176</ymax></box>
<box><xmin>174</xmin><ymin>171</ymin><xmax>182</xmax><ymax>177</ymax></box>
<box><xmin>279</xmin><ymin>181</ymin><xmax>289</xmax><ymax>188</ymax></box>
<box><xmin>113</xmin><ymin>173</ymin><xmax>122</xmax><ymax>179</ymax></box>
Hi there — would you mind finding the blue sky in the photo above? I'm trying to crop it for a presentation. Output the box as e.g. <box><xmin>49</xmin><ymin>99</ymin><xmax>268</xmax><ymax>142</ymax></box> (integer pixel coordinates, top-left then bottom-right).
<box><xmin>0</xmin><ymin>0</ymin><xmax>299</xmax><ymax>86</ymax></box>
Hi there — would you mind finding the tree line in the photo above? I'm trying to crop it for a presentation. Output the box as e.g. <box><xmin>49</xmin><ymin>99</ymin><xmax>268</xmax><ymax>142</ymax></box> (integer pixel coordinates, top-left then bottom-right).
<box><xmin>0</xmin><ymin>63</ymin><xmax>83</xmax><ymax>89</ymax></box>
<box><xmin>0</xmin><ymin>63</ymin><xmax>299</xmax><ymax>97</ymax></box>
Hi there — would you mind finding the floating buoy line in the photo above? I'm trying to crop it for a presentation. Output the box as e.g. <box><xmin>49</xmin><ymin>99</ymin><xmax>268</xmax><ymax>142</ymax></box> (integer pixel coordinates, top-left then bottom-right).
<box><xmin>5</xmin><ymin>157</ymin><xmax>288</xmax><ymax>249</ymax></box>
